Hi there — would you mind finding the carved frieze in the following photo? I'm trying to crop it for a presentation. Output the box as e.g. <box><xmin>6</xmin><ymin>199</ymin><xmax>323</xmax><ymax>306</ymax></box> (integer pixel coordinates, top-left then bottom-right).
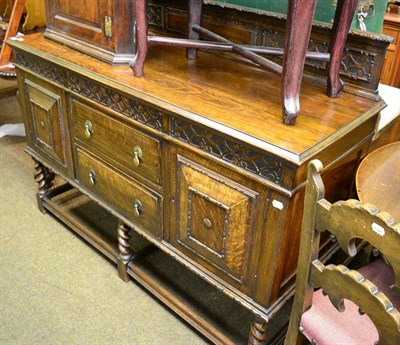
<box><xmin>66</xmin><ymin>72</ymin><xmax>163</xmax><ymax>129</ymax></box>
<box><xmin>171</xmin><ymin>118</ymin><xmax>284</xmax><ymax>185</ymax></box>
<box><xmin>14</xmin><ymin>50</ymin><xmax>163</xmax><ymax>130</ymax></box>
<box><xmin>15</xmin><ymin>50</ymin><xmax>64</xmax><ymax>84</ymax></box>
<box><xmin>261</xmin><ymin>29</ymin><xmax>376</xmax><ymax>82</ymax></box>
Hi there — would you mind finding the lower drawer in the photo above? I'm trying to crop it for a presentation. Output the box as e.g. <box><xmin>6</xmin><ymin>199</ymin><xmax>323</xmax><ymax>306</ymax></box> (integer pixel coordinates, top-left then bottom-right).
<box><xmin>76</xmin><ymin>148</ymin><xmax>163</xmax><ymax>238</ymax></box>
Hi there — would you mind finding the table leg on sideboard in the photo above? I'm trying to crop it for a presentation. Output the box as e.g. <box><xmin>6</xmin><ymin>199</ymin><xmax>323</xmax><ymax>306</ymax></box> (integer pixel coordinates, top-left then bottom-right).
<box><xmin>327</xmin><ymin>0</ymin><xmax>358</xmax><ymax>98</ymax></box>
<box><xmin>187</xmin><ymin>0</ymin><xmax>203</xmax><ymax>59</ymax></box>
<box><xmin>117</xmin><ymin>222</ymin><xmax>134</xmax><ymax>282</ymax></box>
<box><xmin>281</xmin><ymin>0</ymin><xmax>317</xmax><ymax>125</ymax></box>
<box><xmin>131</xmin><ymin>0</ymin><xmax>148</xmax><ymax>77</ymax></box>
<box><xmin>33</xmin><ymin>157</ymin><xmax>55</xmax><ymax>213</ymax></box>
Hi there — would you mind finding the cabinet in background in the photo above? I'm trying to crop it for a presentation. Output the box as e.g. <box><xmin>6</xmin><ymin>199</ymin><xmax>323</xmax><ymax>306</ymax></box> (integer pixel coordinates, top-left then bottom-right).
<box><xmin>380</xmin><ymin>12</ymin><xmax>400</xmax><ymax>87</ymax></box>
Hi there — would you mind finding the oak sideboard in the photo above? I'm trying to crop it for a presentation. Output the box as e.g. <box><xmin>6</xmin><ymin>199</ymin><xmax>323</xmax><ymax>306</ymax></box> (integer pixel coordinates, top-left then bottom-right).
<box><xmin>9</xmin><ymin>33</ymin><xmax>385</xmax><ymax>344</ymax></box>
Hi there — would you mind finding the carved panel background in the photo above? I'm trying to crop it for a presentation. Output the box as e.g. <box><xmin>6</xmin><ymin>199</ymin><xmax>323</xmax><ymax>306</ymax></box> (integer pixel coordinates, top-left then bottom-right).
<box><xmin>261</xmin><ymin>29</ymin><xmax>376</xmax><ymax>82</ymax></box>
<box><xmin>147</xmin><ymin>0</ymin><xmax>389</xmax><ymax>93</ymax></box>
<box><xmin>147</xmin><ymin>3</ymin><xmax>163</xmax><ymax>27</ymax></box>
<box><xmin>340</xmin><ymin>48</ymin><xmax>376</xmax><ymax>82</ymax></box>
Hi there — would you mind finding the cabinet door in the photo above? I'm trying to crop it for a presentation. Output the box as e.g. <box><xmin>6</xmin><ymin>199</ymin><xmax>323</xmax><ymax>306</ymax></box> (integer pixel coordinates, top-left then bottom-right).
<box><xmin>380</xmin><ymin>21</ymin><xmax>400</xmax><ymax>87</ymax></box>
<box><xmin>45</xmin><ymin>0</ymin><xmax>112</xmax><ymax>51</ymax></box>
<box><xmin>171</xmin><ymin>151</ymin><xmax>262</xmax><ymax>294</ymax></box>
<box><xmin>19</xmin><ymin>73</ymin><xmax>73</xmax><ymax>178</ymax></box>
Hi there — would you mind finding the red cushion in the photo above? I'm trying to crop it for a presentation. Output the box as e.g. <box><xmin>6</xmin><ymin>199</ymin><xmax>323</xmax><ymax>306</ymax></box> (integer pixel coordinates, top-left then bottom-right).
<box><xmin>300</xmin><ymin>259</ymin><xmax>398</xmax><ymax>345</ymax></box>
<box><xmin>358</xmin><ymin>259</ymin><xmax>400</xmax><ymax>310</ymax></box>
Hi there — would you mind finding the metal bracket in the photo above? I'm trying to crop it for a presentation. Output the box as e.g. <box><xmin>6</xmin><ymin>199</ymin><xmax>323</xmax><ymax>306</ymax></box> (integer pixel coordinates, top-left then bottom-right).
<box><xmin>105</xmin><ymin>16</ymin><xmax>113</xmax><ymax>39</ymax></box>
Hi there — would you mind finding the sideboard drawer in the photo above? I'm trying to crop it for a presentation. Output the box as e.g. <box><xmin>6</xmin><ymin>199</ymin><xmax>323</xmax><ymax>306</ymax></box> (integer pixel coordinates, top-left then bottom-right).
<box><xmin>76</xmin><ymin>148</ymin><xmax>163</xmax><ymax>238</ymax></box>
<box><xmin>72</xmin><ymin>99</ymin><xmax>161</xmax><ymax>185</ymax></box>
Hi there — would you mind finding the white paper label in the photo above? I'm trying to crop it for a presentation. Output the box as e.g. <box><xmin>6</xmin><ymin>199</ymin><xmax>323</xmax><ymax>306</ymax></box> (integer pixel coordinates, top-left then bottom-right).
<box><xmin>272</xmin><ymin>200</ymin><xmax>284</xmax><ymax>210</ymax></box>
<box><xmin>372</xmin><ymin>223</ymin><xmax>385</xmax><ymax>237</ymax></box>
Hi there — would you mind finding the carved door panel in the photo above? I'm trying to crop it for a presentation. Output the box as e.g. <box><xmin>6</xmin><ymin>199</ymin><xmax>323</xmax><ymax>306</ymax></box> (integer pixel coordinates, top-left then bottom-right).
<box><xmin>19</xmin><ymin>72</ymin><xmax>73</xmax><ymax>178</ymax></box>
<box><xmin>172</xmin><ymin>151</ymin><xmax>262</xmax><ymax>294</ymax></box>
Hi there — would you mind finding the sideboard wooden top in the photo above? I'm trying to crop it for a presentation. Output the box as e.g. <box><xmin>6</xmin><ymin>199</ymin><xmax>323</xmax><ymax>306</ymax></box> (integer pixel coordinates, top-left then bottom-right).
<box><xmin>9</xmin><ymin>34</ymin><xmax>384</xmax><ymax>164</ymax></box>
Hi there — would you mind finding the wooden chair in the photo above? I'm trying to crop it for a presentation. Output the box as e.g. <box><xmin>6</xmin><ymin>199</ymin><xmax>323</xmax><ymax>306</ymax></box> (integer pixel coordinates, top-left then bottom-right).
<box><xmin>131</xmin><ymin>0</ymin><xmax>358</xmax><ymax>125</ymax></box>
<box><xmin>0</xmin><ymin>0</ymin><xmax>45</xmax><ymax>77</ymax></box>
<box><xmin>0</xmin><ymin>0</ymin><xmax>26</xmax><ymax>77</ymax></box>
<box><xmin>285</xmin><ymin>160</ymin><xmax>400</xmax><ymax>345</ymax></box>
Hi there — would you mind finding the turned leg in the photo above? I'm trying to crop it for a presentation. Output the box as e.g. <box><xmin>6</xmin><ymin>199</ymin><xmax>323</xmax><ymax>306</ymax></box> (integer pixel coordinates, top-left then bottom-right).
<box><xmin>117</xmin><ymin>222</ymin><xmax>133</xmax><ymax>282</ymax></box>
<box><xmin>33</xmin><ymin>157</ymin><xmax>55</xmax><ymax>213</ymax></box>
<box><xmin>248</xmin><ymin>315</ymin><xmax>268</xmax><ymax>345</ymax></box>
<box><xmin>327</xmin><ymin>0</ymin><xmax>358</xmax><ymax>98</ymax></box>
<box><xmin>187</xmin><ymin>0</ymin><xmax>203</xmax><ymax>59</ymax></box>
<box><xmin>130</xmin><ymin>0</ymin><xmax>148</xmax><ymax>77</ymax></box>
<box><xmin>281</xmin><ymin>0</ymin><xmax>317</xmax><ymax>125</ymax></box>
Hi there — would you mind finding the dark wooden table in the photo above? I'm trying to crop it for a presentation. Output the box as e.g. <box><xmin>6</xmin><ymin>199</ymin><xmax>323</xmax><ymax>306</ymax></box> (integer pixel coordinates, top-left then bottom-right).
<box><xmin>356</xmin><ymin>142</ymin><xmax>400</xmax><ymax>219</ymax></box>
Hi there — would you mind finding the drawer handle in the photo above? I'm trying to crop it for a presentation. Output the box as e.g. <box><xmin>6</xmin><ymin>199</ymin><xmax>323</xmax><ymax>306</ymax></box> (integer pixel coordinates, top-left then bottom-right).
<box><xmin>40</xmin><ymin>120</ymin><xmax>45</xmax><ymax>129</ymax></box>
<box><xmin>133</xmin><ymin>199</ymin><xmax>143</xmax><ymax>217</ymax></box>
<box><xmin>84</xmin><ymin>120</ymin><xmax>93</xmax><ymax>139</ymax></box>
<box><xmin>88</xmin><ymin>169</ymin><xmax>97</xmax><ymax>185</ymax></box>
<box><xmin>133</xmin><ymin>146</ymin><xmax>143</xmax><ymax>167</ymax></box>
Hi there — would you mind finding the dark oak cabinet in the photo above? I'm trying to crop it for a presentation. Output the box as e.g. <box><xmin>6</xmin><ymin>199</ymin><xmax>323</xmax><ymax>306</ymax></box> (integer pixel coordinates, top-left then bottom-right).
<box><xmin>10</xmin><ymin>32</ymin><xmax>386</xmax><ymax>344</ymax></box>
<box><xmin>45</xmin><ymin>0</ymin><xmax>135</xmax><ymax>63</ymax></box>
<box><xmin>380</xmin><ymin>13</ymin><xmax>400</xmax><ymax>87</ymax></box>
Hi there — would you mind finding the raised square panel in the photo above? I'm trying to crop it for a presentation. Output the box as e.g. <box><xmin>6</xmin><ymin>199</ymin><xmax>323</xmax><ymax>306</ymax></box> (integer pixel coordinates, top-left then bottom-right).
<box><xmin>31</xmin><ymin>101</ymin><xmax>55</xmax><ymax>149</ymax></box>
<box><xmin>25</xmin><ymin>79</ymin><xmax>65</xmax><ymax>166</ymax></box>
<box><xmin>176</xmin><ymin>155</ymin><xmax>259</xmax><ymax>283</ymax></box>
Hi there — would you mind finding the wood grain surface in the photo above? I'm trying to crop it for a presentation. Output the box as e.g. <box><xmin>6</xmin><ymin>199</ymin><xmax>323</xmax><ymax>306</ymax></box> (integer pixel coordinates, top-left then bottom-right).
<box><xmin>9</xmin><ymin>34</ymin><xmax>384</xmax><ymax>162</ymax></box>
<box><xmin>356</xmin><ymin>141</ymin><xmax>400</xmax><ymax>219</ymax></box>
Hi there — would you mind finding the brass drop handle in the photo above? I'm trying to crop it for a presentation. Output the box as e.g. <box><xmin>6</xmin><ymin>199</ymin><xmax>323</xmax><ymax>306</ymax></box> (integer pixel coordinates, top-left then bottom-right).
<box><xmin>84</xmin><ymin>120</ymin><xmax>93</xmax><ymax>139</ymax></box>
<box><xmin>88</xmin><ymin>169</ymin><xmax>97</xmax><ymax>185</ymax></box>
<box><xmin>132</xmin><ymin>146</ymin><xmax>143</xmax><ymax>167</ymax></box>
<box><xmin>133</xmin><ymin>199</ymin><xmax>143</xmax><ymax>217</ymax></box>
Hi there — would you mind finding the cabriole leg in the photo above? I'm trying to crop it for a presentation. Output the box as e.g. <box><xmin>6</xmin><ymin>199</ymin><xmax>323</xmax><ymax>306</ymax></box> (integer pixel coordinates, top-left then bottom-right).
<box><xmin>327</xmin><ymin>0</ymin><xmax>358</xmax><ymax>98</ymax></box>
<box><xmin>248</xmin><ymin>315</ymin><xmax>268</xmax><ymax>345</ymax></box>
<box><xmin>33</xmin><ymin>157</ymin><xmax>55</xmax><ymax>213</ymax></box>
<box><xmin>117</xmin><ymin>222</ymin><xmax>133</xmax><ymax>282</ymax></box>
<box><xmin>187</xmin><ymin>0</ymin><xmax>203</xmax><ymax>59</ymax></box>
<box><xmin>131</xmin><ymin>0</ymin><xmax>148</xmax><ymax>77</ymax></box>
<box><xmin>281</xmin><ymin>0</ymin><xmax>317</xmax><ymax>125</ymax></box>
